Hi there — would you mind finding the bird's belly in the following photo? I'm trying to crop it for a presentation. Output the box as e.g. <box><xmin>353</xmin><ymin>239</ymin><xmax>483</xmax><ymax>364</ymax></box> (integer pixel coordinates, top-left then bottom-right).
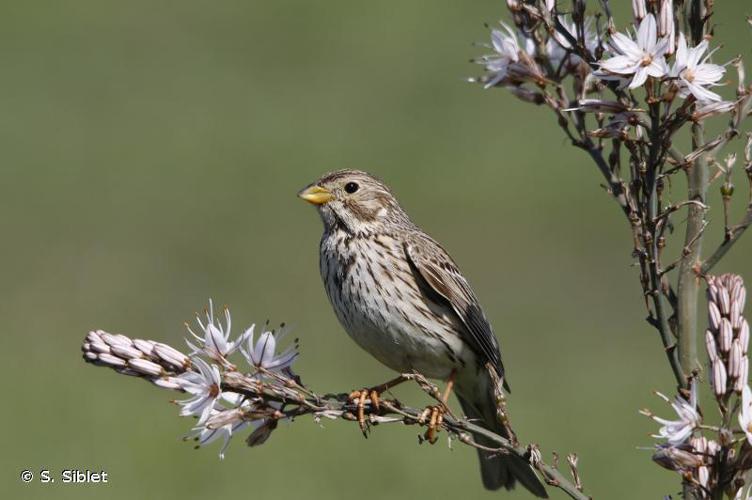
<box><xmin>321</xmin><ymin>238</ymin><xmax>472</xmax><ymax>380</ymax></box>
<box><xmin>345</xmin><ymin>314</ymin><xmax>465</xmax><ymax>379</ymax></box>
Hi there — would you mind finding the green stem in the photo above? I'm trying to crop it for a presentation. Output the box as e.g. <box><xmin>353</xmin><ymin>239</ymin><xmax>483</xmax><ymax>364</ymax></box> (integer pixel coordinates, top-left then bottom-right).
<box><xmin>676</xmin><ymin>122</ymin><xmax>708</xmax><ymax>386</ymax></box>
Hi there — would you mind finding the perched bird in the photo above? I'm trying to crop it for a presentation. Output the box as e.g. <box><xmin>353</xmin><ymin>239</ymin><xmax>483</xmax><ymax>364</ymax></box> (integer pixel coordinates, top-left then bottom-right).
<box><xmin>298</xmin><ymin>170</ymin><xmax>546</xmax><ymax>497</ymax></box>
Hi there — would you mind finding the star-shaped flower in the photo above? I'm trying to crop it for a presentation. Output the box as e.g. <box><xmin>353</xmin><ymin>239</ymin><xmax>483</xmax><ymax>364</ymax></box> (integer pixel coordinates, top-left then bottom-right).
<box><xmin>670</xmin><ymin>32</ymin><xmax>726</xmax><ymax>102</ymax></box>
<box><xmin>186</xmin><ymin>300</ymin><xmax>251</xmax><ymax>362</ymax></box>
<box><xmin>598</xmin><ymin>14</ymin><xmax>669</xmax><ymax>88</ymax></box>
<box><xmin>240</xmin><ymin>325</ymin><xmax>298</xmax><ymax>373</ymax></box>
<box><xmin>175</xmin><ymin>357</ymin><xmax>222</xmax><ymax>424</ymax></box>
<box><xmin>647</xmin><ymin>380</ymin><xmax>701</xmax><ymax>445</ymax></box>
<box><xmin>481</xmin><ymin>23</ymin><xmax>521</xmax><ymax>88</ymax></box>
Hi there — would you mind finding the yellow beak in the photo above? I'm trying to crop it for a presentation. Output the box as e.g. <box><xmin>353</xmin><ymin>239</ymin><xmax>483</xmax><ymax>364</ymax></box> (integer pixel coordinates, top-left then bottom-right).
<box><xmin>298</xmin><ymin>185</ymin><xmax>334</xmax><ymax>205</ymax></box>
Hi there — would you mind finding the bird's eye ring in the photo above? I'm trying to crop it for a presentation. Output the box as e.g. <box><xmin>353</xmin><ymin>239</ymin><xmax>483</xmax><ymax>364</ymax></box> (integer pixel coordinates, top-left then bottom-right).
<box><xmin>344</xmin><ymin>182</ymin><xmax>359</xmax><ymax>194</ymax></box>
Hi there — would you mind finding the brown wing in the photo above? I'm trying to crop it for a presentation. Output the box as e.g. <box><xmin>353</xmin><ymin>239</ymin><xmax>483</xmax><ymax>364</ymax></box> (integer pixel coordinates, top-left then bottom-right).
<box><xmin>403</xmin><ymin>232</ymin><xmax>507</xmax><ymax>385</ymax></box>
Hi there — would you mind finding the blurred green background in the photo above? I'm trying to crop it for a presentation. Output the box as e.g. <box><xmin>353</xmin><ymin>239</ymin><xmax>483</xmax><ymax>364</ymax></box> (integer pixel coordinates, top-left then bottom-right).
<box><xmin>2</xmin><ymin>1</ymin><xmax>751</xmax><ymax>499</ymax></box>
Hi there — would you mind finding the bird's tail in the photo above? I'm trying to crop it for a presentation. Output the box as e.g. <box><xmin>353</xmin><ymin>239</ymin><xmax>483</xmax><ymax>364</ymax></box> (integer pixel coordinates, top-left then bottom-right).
<box><xmin>456</xmin><ymin>384</ymin><xmax>548</xmax><ymax>497</ymax></box>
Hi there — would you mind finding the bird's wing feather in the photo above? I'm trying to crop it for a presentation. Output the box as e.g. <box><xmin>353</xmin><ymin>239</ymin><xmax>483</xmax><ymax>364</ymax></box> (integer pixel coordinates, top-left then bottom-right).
<box><xmin>403</xmin><ymin>233</ymin><xmax>506</xmax><ymax>380</ymax></box>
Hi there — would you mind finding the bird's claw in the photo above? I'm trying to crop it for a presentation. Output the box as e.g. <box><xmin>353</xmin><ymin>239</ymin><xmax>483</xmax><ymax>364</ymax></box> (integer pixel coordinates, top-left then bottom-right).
<box><xmin>348</xmin><ymin>388</ymin><xmax>382</xmax><ymax>436</ymax></box>
<box><xmin>419</xmin><ymin>404</ymin><xmax>446</xmax><ymax>444</ymax></box>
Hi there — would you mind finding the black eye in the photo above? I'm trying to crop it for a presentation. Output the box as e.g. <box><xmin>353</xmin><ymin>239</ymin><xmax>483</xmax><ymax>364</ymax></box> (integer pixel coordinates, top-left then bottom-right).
<box><xmin>344</xmin><ymin>182</ymin><xmax>359</xmax><ymax>194</ymax></box>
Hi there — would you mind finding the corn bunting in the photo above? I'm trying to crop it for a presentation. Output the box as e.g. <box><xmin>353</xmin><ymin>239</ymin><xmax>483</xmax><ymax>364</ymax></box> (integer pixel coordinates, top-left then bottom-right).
<box><xmin>299</xmin><ymin>170</ymin><xmax>546</xmax><ymax>496</ymax></box>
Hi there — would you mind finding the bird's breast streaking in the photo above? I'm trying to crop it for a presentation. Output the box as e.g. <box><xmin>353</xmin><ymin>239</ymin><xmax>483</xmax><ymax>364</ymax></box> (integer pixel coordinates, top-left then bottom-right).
<box><xmin>319</xmin><ymin>229</ymin><xmax>472</xmax><ymax>379</ymax></box>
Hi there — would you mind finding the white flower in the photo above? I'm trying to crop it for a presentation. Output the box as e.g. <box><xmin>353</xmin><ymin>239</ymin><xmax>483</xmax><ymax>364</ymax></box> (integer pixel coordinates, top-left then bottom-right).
<box><xmin>240</xmin><ymin>325</ymin><xmax>298</xmax><ymax>373</ymax></box>
<box><xmin>176</xmin><ymin>358</ymin><xmax>222</xmax><ymax>424</ymax></box>
<box><xmin>738</xmin><ymin>385</ymin><xmax>752</xmax><ymax>445</ymax></box>
<box><xmin>598</xmin><ymin>14</ymin><xmax>669</xmax><ymax>89</ymax></box>
<box><xmin>481</xmin><ymin>23</ymin><xmax>521</xmax><ymax>88</ymax></box>
<box><xmin>186</xmin><ymin>300</ymin><xmax>251</xmax><ymax>361</ymax></box>
<box><xmin>649</xmin><ymin>380</ymin><xmax>701</xmax><ymax>445</ymax></box>
<box><xmin>186</xmin><ymin>408</ymin><xmax>256</xmax><ymax>460</ymax></box>
<box><xmin>549</xmin><ymin>16</ymin><xmax>598</xmax><ymax>69</ymax></box>
<box><xmin>670</xmin><ymin>32</ymin><xmax>726</xmax><ymax>102</ymax></box>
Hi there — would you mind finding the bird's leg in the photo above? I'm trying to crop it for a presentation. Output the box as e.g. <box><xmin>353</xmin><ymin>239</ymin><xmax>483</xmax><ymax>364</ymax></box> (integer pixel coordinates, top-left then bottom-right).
<box><xmin>423</xmin><ymin>369</ymin><xmax>456</xmax><ymax>444</ymax></box>
<box><xmin>349</xmin><ymin>374</ymin><xmax>409</xmax><ymax>436</ymax></box>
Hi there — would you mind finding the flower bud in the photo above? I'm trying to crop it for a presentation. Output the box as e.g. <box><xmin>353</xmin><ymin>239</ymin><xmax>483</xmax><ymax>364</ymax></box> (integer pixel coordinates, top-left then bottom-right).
<box><xmin>740</xmin><ymin>320</ymin><xmax>750</xmax><ymax>354</ymax></box>
<box><xmin>632</xmin><ymin>0</ymin><xmax>647</xmax><ymax>22</ymax></box>
<box><xmin>128</xmin><ymin>358</ymin><xmax>164</xmax><ymax>377</ymax></box>
<box><xmin>154</xmin><ymin>343</ymin><xmax>190</xmax><ymax>369</ymax></box>
<box><xmin>720</xmin><ymin>288</ymin><xmax>731</xmax><ymax>315</ymax></box>
<box><xmin>659</xmin><ymin>0</ymin><xmax>674</xmax><ymax>50</ymax></box>
<box><xmin>720</xmin><ymin>318</ymin><xmax>733</xmax><ymax>353</ymax></box>
<box><xmin>705</xmin><ymin>330</ymin><xmax>719</xmax><ymax>362</ymax></box>
<box><xmin>111</xmin><ymin>344</ymin><xmax>143</xmax><ymax>360</ymax></box>
<box><xmin>731</xmin><ymin>298</ymin><xmax>743</xmax><ymax>330</ymax></box>
<box><xmin>730</xmin><ymin>339</ymin><xmax>743</xmax><ymax>378</ymax></box>
<box><xmin>152</xmin><ymin>377</ymin><xmax>183</xmax><ymax>390</ymax></box>
<box><xmin>736</xmin><ymin>357</ymin><xmax>749</xmax><ymax>393</ymax></box>
<box><xmin>133</xmin><ymin>339</ymin><xmax>156</xmax><ymax>357</ymax></box>
<box><xmin>98</xmin><ymin>352</ymin><xmax>127</xmax><ymax>368</ymax></box>
<box><xmin>712</xmin><ymin>360</ymin><xmax>727</xmax><ymax>396</ymax></box>
<box><xmin>708</xmin><ymin>301</ymin><xmax>722</xmax><ymax>331</ymax></box>
<box><xmin>697</xmin><ymin>466</ymin><xmax>709</xmax><ymax>488</ymax></box>
<box><xmin>708</xmin><ymin>282</ymin><xmax>719</xmax><ymax>304</ymax></box>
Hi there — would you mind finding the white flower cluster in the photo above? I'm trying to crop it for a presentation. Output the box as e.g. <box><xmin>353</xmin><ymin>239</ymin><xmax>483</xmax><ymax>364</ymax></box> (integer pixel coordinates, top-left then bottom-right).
<box><xmin>478</xmin><ymin>0</ymin><xmax>731</xmax><ymax>110</ymax></box>
<box><xmin>176</xmin><ymin>300</ymin><xmax>298</xmax><ymax>458</ymax></box>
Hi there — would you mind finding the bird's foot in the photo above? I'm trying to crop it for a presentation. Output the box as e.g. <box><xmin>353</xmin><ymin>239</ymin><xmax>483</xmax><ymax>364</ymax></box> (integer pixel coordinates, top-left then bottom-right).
<box><xmin>348</xmin><ymin>374</ymin><xmax>410</xmax><ymax>436</ymax></box>
<box><xmin>418</xmin><ymin>403</ymin><xmax>449</xmax><ymax>444</ymax></box>
<box><xmin>348</xmin><ymin>388</ymin><xmax>382</xmax><ymax>436</ymax></box>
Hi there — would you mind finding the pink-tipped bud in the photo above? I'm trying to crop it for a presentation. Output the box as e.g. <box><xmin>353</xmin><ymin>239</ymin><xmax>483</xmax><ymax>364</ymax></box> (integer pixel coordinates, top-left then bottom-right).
<box><xmin>712</xmin><ymin>360</ymin><xmax>728</xmax><ymax>396</ymax></box>
<box><xmin>720</xmin><ymin>318</ymin><xmax>733</xmax><ymax>353</ymax></box>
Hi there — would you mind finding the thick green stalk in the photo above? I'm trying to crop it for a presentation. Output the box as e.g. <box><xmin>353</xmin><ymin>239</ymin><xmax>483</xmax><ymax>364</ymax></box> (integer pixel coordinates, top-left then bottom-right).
<box><xmin>676</xmin><ymin>122</ymin><xmax>708</xmax><ymax>384</ymax></box>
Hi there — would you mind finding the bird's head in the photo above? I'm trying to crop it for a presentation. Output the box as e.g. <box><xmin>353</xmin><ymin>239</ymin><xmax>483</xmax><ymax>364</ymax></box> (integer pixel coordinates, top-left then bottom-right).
<box><xmin>298</xmin><ymin>170</ymin><xmax>410</xmax><ymax>235</ymax></box>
